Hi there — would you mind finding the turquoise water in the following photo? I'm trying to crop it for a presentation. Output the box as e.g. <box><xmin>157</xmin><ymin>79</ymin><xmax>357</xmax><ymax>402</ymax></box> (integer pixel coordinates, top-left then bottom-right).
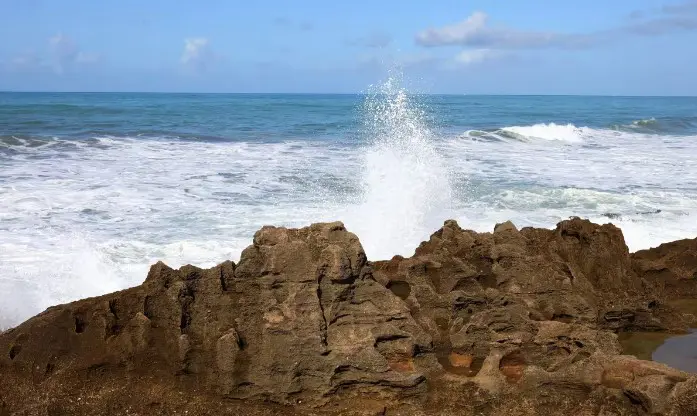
<box><xmin>1</xmin><ymin>85</ymin><xmax>697</xmax><ymax>327</ymax></box>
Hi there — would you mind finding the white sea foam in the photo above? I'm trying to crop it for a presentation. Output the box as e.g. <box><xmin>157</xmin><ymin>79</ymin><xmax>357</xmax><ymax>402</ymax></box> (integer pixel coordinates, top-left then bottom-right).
<box><xmin>341</xmin><ymin>77</ymin><xmax>454</xmax><ymax>259</ymax></box>
<box><xmin>2</xmin><ymin>89</ymin><xmax>697</xmax><ymax>328</ymax></box>
<box><xmin>500</xmin><ymin>123</ymin><xmax>594</xmax><ymax>142</ymax></box>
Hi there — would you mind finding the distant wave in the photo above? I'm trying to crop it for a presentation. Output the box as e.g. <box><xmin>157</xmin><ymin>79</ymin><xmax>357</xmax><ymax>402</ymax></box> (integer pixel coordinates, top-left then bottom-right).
<box><xmin>632</xmin><ymin>117</ymin><xmax>658</xmax><ymax>127</ymax></box>
<box><xmin>611</xmin><ymin>116</ymin><xmax>697</xmax><ymax>134</ymax></box>
<box><xmin>0</xmin><ymin>134</ymin><xmax>118</xmax><ymax>155</ymax></box>
<box><xmin>461</xmin><ymin>117</ymin><xmax>697</xmax><ymax>144</ymax></box>
<box><xmin>0</xmin><ymin>132</ymin><xmax>272</xmax><ymax>155</ymax></box>
<box><xmin>500</xmin><ymin>123</ymin><xmax>590</xmax><ymax>143</ymax></box>
<box><xmin>461</xmin><ymin>123</ymin><xmax>603</xmax><ymax>143</ymax></box>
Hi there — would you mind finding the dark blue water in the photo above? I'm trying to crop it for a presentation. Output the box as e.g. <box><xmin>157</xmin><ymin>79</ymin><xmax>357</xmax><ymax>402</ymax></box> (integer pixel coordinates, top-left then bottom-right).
<box><xmin>2</xmin><ymin>93</ymin><xmax>696</xmax><ymax>142</ymax></box>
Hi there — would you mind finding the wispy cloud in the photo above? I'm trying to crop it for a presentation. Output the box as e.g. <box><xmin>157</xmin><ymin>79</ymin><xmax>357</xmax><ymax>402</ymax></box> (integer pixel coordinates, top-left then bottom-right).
<box><xmin>417</xmin><ymin>3</ymin><xmax>697</xmax><ymax>67</ymax></box>
<box><xmin>8</xmin><ymin>52</ymin><xmax>43</xmax><ymax>70</ymax></box>
<box><xmin>416</xmin><ymin>12</ymin><xmax>595</xmax><ymax>50</ymax></box>
<box><xmin>627</xmin><ymin>1</ymin><xmax>697</xmax><ymax>35</ymax></box>
<box><xmin>661</xmin><ymin>0</ymin><xmax>697</xmax><ymax>14</ymax></box>
<box><xmin>347</xmin><ymin>32</ymin><xmax>392</xmax><ymax>48</ymax></box>
<box><xmin>454</xmin><ymin>49</ymin><xmax>504</xmax><ymax>66</ymax></box>
<box><xmin>626</xmin><ymin>16</ymin><xmax>697</xmax><ymax>35</ymax></box>
<box><xmin>181</xmin><ymin>37</ymin><xmax>217</xmax><ymax>73</ymax></box>
<box><xmin>49</xmin><ymin>33</ymin><xmax>101</xmax><ymax>73</ymax></box>
<box><xmin>5</xmin><ymin>33</ymin><xmax>99</xmax><ymax>73</ymax></box>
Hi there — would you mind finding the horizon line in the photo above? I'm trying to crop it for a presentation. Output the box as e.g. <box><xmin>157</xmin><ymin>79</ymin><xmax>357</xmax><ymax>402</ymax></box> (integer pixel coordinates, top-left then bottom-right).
<box><xmin>1</xmin><ymin>90</ymin><xmax>697</xmax><ymax>98</ymax></box>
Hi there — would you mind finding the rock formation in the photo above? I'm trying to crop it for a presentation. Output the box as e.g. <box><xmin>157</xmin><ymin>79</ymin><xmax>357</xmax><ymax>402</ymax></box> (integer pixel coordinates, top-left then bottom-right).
<box><xmin>1</xmin><ymin>218</ymin><xmax>697</xmax><ymax>415</ymax></box>
<box><xmin>633</xmin><ymin>237</ymin><xmax>697</xmax><ymax>299</ymax></box>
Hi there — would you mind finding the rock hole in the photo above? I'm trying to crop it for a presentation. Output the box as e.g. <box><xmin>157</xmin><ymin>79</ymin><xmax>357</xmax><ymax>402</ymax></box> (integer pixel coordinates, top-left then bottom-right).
<box><xmin>45</xmin><ymin>362</ymin><xmax>55</xmax><ymax>376</ymax></box>
<box><xmin>572</xmin><ymin>350</ymin><xmax>591</xmax><ymax>363</ymax></box>
<box><xmin>387</xmin><ymin>355</ymin><xmax>415</xmax><ymax>372</ymax></box>
<box><xmin>552</xmin><ymin>313</ymin><xmax>575</xmax><ymax>324</ymax></box>
<box><xmin>108</xmin><ymin>299</ymin><xmax>118</xmax><ymax>316</ymax></box>
<box><xmin>8</xmin><ymin>345</ymin><xmax>21</xmax><ymax>360</ymax></box>
<box><xmin>434</xmin><ymin>316</ymin><xmax>449</xmax><ymax>331</ymax></box>
<box><xmin>317</xmin><ymin>281</ymin><xmax>329</xmax><ymax>348</ymax></box>
<box><xmin>648</xmin><ymin>300</ymin><xmax>658</xmax><ymax>309</ymax></box>
<box><xmin>143</xmin><ymin>295</ymin><xmax>154</xmax><ymax>319</ymax></box>
<box><xmin>476</xmin><ymin>272</ymin><xmax>497</xmax><ymax>289</ymax></box>
<box><xmin>374</xmin><ymin>334</ymin><xmax>410</xmax><ymax>345</ymax></box>
<box><xmin>499</xmin><ymin>351</ymin><xmax>527</xmax><ymax>383</ymax></box>
<box><xmin>219</xmin><ymin>267</ymin><xmax>228</xmax><ymax>292</ymax></box>
<box><xmin>237</xmin><ymin>334</ymin><xmax>247</xmax><ymax>350</ymax></box>
<box><xmin>106</xmin><ymin>299</ymin><xmax>121</xmax><ymax>336</ymax></box>
<box><xmin>180</xmin><ymin>311</ymin><xmax>191</xmax><ymax>331</ymax></box>
<box><xmin>413</xmin><ymin>344</ymin><xmax>431</xmax><ymax>356</ymax></box>
<box><xmin>451</xmin><ymin>277</ymin><xmax>472</xmax><ymax>292</ymax></box>
<box><xmin>574</xmin><ymin>340</ymin><xmax>584</xmax><ymax>348</ymax></box>
<box><xmin>386</xmin><ymin>281</ymin><xmax>410</xmax><ymax>300</ymax></box>
<box><xmin>560</xmin><ymin>229</ymin><xmax>581</xmax><ymax>240</ymax></box>
<box><xmin>624</xmin><ymin>390</ymin><xmax>648</xmax><ymax>412</ymax></box>
<box><xmin>178</xmin><ymin>285</ymin><xmax>195</xmax><ymax>333</ymax></box>
<box><xmin>438</xmin><ymin>351</ymin><xmax>484</xmax><ymax>376</ymax></box>
<box><xmin>74</xmin><ymin>316</ymin><xmax>86</xmax><ymax>334</ymax></box>
<box><xmin>86</xmin><ymin>363</ymin><xmax>109</xmax><ymax>378</ymax></box>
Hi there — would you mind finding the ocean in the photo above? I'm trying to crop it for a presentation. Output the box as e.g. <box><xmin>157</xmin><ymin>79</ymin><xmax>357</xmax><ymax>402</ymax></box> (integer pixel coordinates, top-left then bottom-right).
<box><xmin>2</xmin><ymin>80</ymin><xmax>697</xmax><ymax>327</ymax></box>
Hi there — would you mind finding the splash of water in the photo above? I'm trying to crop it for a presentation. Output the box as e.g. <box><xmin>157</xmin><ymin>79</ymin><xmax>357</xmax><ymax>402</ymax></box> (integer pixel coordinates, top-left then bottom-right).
<box><xmin>342</xmin><ymin>76</ymin><xmax>455</xmax><ymax>259</ymax></box>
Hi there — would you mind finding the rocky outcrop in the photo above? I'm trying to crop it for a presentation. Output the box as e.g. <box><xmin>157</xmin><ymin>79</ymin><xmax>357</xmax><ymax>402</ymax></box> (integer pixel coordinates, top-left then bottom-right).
<box><xmin>1</xmin><ymin>219</ymin><xmax>697</xmax><ymax>415</ymax></box>
<box><xmin>633</xmin><ymin>237</ymin><xmax>697</xmax><ymax>298</ymax></box>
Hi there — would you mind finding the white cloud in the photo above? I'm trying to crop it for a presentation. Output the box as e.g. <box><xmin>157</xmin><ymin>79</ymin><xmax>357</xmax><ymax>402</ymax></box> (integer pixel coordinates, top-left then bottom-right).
<box><xmin>181</xmin><ymin>38</ymin><xmax>216</xmax><ymax>72</ymax></box>
<box><xmin>416</xmin><ymin>11</ymin><xmax>592</xmax><ymax>49</ymax></box>
<box><xmin>417</xmin><ymin>12</ymin><xmax>488</xmax><ymax>47</ymax></box>
<box><xmin>418</xmin><ymin>6</ymin><xmax>697</xmax><ymax>52</ymax></box>
<box><xmin>454</xmin><ymin>49</ymin><xmax>502</xmax><ymax>65</ymax></box>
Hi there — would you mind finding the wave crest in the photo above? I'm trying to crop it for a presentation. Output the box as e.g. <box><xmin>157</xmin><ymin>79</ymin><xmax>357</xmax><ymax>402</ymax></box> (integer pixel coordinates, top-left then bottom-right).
<box><xmin>462</xmin><ymin>123</ymin><xmax>599</xmax><ymax>143</ymax></box>
<box><xmin>500</xmin><ymin>123</ymin><xmax>590</xmax><ymax>143</ymax></box>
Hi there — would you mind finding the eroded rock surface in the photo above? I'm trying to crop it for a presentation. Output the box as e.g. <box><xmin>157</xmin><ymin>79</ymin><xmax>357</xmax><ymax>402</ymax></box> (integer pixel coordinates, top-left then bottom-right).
<box><xmin>633</xmin><ymin>237</ymin><xmax>697</xmax><ymax>298</ymax></box>
<box><xmin>1</xmin><ymin>219</ymin><xmax>696</xmax><ymax>415</ymax></box>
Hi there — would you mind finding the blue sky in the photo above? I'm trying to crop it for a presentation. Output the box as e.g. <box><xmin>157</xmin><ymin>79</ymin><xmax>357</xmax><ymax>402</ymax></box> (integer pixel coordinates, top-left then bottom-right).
<box><xmin>1</xmin><ymin>0</ymin><xmax>697</xmax><ymax>94</ymax></box>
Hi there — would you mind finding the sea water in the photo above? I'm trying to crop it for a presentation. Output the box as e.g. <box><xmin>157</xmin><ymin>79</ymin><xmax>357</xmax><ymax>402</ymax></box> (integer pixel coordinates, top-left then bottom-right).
<box><xmin>2</xmin><ymin>80</ymin><xmax>697</xmax><ymax>327</ymax></box>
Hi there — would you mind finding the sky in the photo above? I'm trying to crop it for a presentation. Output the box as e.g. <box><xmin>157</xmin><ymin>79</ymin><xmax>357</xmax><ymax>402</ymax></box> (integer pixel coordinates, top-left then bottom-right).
<box><xmin>1</xmin><ymin>0</ymin><xmax>697</xmax><ymax>95</ymax></box>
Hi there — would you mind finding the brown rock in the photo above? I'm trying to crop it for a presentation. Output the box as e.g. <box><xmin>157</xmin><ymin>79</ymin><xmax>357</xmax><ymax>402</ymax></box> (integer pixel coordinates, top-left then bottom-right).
<box><xmin>1</xmin><ymin>218</ymin><xmax>697</xmax><ymax>415</ymax></box>
<box><xmin>633</xmin><ymin>237</ymin><xmax>697</xmax><ymax>298</ymax></box>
